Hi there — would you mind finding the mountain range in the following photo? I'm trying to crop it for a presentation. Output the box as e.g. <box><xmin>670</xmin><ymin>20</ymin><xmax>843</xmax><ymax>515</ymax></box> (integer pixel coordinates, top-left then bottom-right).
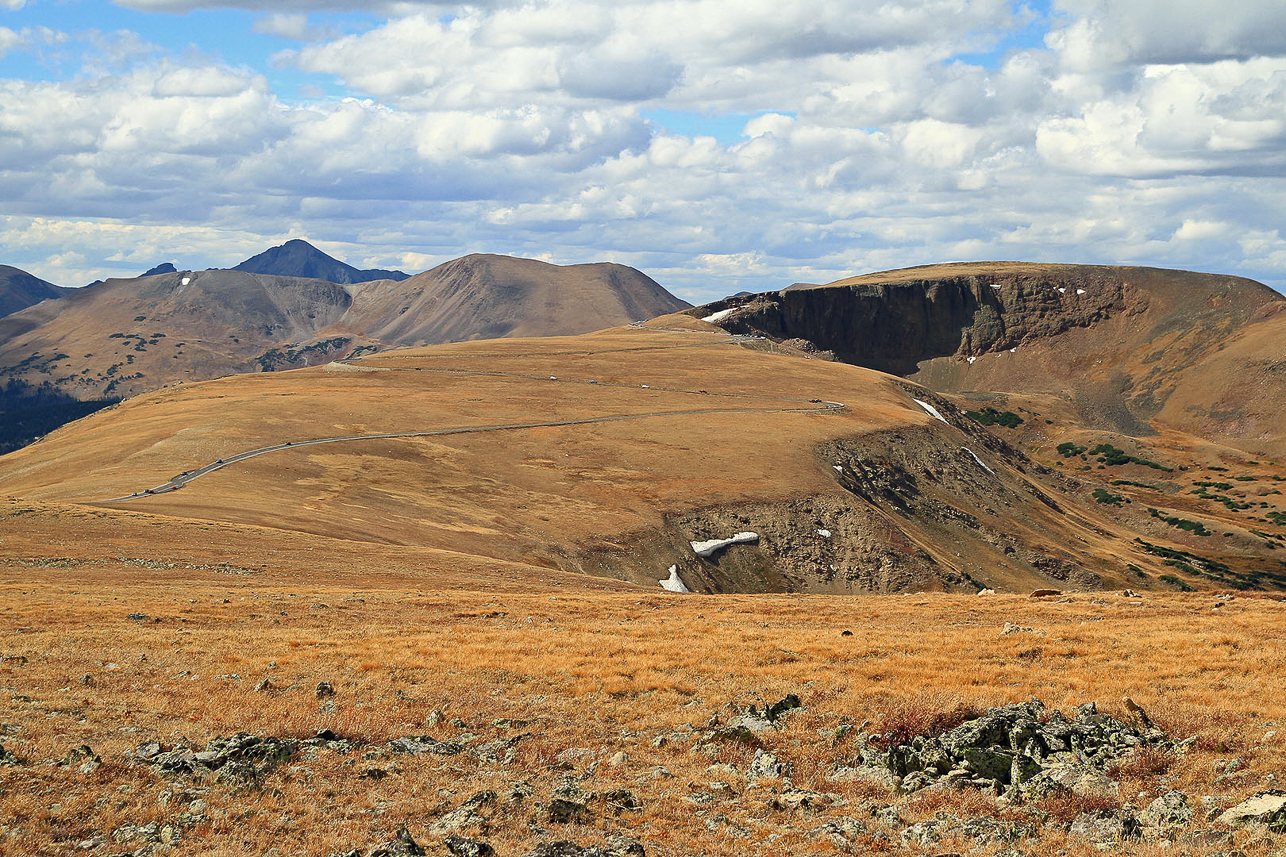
<box><xmin>0</xmin><ymin>246</ymin><xmax>688</xmax><ymax>400</ymax></box>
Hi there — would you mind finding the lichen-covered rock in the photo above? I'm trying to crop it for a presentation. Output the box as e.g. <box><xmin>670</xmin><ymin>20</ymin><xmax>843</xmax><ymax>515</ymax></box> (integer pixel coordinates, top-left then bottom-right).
<box><xmin>1069</xmin><ymin>808</ymin><xmax>1141</xmax><ymax>849</ymax></box>
<box><xmin>430</xmin><ymin>791</ymin><xmax>498</xmax><ymax>837</ymax></box>
<box><xmin>748</xmin><ymin>748</ymin><xmax>782</xmax><ymax>780</ymax></box>
<box><xmin>366</xmin><ymin>827</ymin><xmax>426</xmax><ymax>857</ymax></box>
<box><xmin>863</xmin><ymin>699</ymin><xmax>1167</xmax><ymax>798</ymax></box>
<box><xmin>387</xmin><ymin>735</ymin><xmax>464</xmax><ymax>756</ymax></box>
<box><xmin>444</xmin><ymin>835</ymin><xmax>496</xmax><ymax>857</ymax></box>
<box><xmin>1140</xmin><ymin>790</ymin><xmax>1192</xmax><ymax>837</ymax></box>
<box><xmin>1217</xmin><ymin>791</ymin><xmax>1286</xmax><ymax>830</ymax></box>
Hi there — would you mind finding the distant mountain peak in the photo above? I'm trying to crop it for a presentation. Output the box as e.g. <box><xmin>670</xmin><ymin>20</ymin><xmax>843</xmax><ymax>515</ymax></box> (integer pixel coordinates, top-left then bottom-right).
<box><xmin>142</xmin><ymin>263</ymin><xmax>177</xmax><ymax>277</ymax></box>
<box><xmin>232</xmin><ymin>239</ymin><xmax>410</xmax><ymax>284</ymax></box>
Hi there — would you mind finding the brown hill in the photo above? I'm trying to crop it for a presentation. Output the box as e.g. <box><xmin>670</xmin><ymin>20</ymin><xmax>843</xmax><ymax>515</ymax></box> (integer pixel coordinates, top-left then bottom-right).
<box><xmin>341</xmin><ymin>254</ymin><xmax>688</xmax><ymax>344</ymax></box>
<box><xmin>0</xmin><ymin>264</ymin><xmax>68</xmax><ymax>318</ymax></box>
<box><xmin>694</xmin><ymin>263</ymin><xmax>1286</xmax><ymax>456</ymax></box>
<box><xmin>0</xmin><ymin>255</ymin><xmax>688</xmax><ymax>402</ymax></box>
<box><xmin>2</xmin><ymin>320</ymin><xmax>1281</xmax><ymax>595</ymax></box>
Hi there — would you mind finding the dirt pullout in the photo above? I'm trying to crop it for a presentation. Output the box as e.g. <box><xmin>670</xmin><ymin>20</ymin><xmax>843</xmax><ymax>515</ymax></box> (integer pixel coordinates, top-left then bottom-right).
<box><xmin>569</xmin><ymin>391</ymin><xmax>1134</xmax><ymax>595</ymax></box>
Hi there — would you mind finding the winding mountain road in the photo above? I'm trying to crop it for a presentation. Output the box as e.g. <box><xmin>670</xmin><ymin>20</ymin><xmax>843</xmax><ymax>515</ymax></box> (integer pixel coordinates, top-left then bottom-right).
<box><xmin>98</xmin><ymin>331</ymin><xmax>844</xmax><ymax>503</ymax></box>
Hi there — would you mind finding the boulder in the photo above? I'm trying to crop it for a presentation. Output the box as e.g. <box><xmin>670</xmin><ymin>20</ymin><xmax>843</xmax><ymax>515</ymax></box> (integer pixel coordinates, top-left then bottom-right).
<box><xmin>430</xmin><ymin>791</ymin><xmax>497</xmax><ymax>837</ymax></box>
<box><xmin>388</xmin><ymin>736</ymin><xmax>464</xmax><ymax>756</ymax></box>
<box><xmin>366</xmin><ymin>827</ymin><xmax>426</xmax><ymax>857</ymax></box>
<box><xmin>748</xmin><ymin>748</ymin><xmax>783</xmax><ymax>780</ymax></box>
<box><xmin>1217</xmin><ymin>791</ymin><xmax>1286</xmax><ymax>830</ymax></box>
<box><xmin>1140</xmin><ymin>790</ymin><xmax>1192</xmax><ymax>837</ymax></box>
<box><xmin>444</xmin><ymin>835</ymin><xmax>495</xmax><ymax>857</ymax></box>
<box><xmin>1069</xmin><ymin>808</ymin><xmax>1141</xmax><ymax>849</ymax></box>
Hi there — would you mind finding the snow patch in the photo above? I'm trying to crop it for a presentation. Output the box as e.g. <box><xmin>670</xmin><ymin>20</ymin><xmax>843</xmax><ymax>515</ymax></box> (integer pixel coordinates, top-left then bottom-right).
<box><xmin>1076</xmin><ymin>289</ymin><xmax>1086</xmax><ymax>295</ymax></box>
<box><xmin>989</xmin><ymin>283</ymin><xmax>1002</xmax><ymax>289</ymax></box>
<box><xmin>701</xmin><ymin>307</ymin><xmax>737</xmax><ymax>324</ymax></box>
<box><xmin>967</xmin><ymin>356</ymin><xmax>976</xmax><ymax>365</ymax></box>
<box><xmin>817</xmin><ymin>529</ymin><xmax>831</xmax><ymax>538</ymax></box>
<box><xmin>913</xmin><ymin>398</ymin><xmax>950</xmax><ymax>424</ymax></box>
<box><xmin>690</xmin><ymin>532</ymin><xmax>759</xmax><ymax>557</ymax></box>
<box><xmin>1057</xmin><ymin>287</ymin><xmax>1066</xmax><ymax>294</ymax></box>
<box><xmin>1009</xmin><ymin>347</ymin><xmax>1016</xmax><ymax>353</ymax></box>
<box><xmin>833</xmin><ymin>465</ymin><xmax>843</xmax><ymax>473</ymax></box>
<box><xmin>961</xmin><ymin>446</ymin><xmax>995</xmax><ymax>475</ymax></box>
<box><xmin>181</xmin><ymin>277</ymin><xmax>191</xmax><ymax>286</ymax></box>
<box><xmin>659</xmin><ymin>565</ymin><xmax>690</xmax><ymax>593</ymax></box>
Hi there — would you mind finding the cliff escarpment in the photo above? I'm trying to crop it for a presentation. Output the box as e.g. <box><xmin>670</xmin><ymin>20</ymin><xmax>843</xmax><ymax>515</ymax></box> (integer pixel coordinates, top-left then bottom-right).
<box><xmin>703</xmin><ymin>265</ymin><xmax>1145</xmax><ymax>375</ymax></box>
<box><xmin>694</xmin><ymin>263</ymin><xmax>1285</xmax><ymax>449</ymax></box>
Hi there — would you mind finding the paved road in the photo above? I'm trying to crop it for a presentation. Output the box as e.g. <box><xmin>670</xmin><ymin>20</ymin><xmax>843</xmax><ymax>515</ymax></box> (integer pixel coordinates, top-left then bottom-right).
<box><xmin>99</xmin><ymin>331</ymin><xmax>843</xmax><ymax>503</ymax></box>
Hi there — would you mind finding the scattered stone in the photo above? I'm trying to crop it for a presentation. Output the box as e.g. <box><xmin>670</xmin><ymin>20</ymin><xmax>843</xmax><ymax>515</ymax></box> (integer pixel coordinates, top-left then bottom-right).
<box><xmin>978</xmin><ymin>588</ymin><xmax>996</xmax><ymax>596</ymax></box>
<box><xmin>810</xmin><ymin>815</ymin><xmax>866</xmax><ymax>847</ymax></box>
<box><xmin>365</xmin><ymin>827</ymin><xmax>426</xmax><ymax>857</ymax></box>
<box><xmin>1001</xmin><ymin>623</ymin><xmax>1046</xmax><ymax>636</ymax></box>
<box><xmin>254</xmin><ymin>677</ymin><xmax>275</xmax><ymax>693</ymax></box>
<box><xmin>520</xmin><ymin>839</ymin><xmax>645</xmax><ymax>857</ymax></box>
<box><xmin>63</xmin><ymin>744</ymin><xmax>102</xmax><ymax>774</ymax></box>
<box><xmin>1140</xmin><ymin>789</ymin><xmax>1192</xmax><ymax>836</ymax></box>
<box><xmin>545</xmin><ymin>779</ymin><xmax>593</xmax><ymax>824</ymax></box>
<box><xmin>1069</xmin><ymin>807</ymin><xmax>1141</xmax><ymax>848</ymax></box>
<box><xmin>388</xmin><ymin>735</ymin><xmax>464</xmax><ymax>756</ymax></box>
<box><xmin>127</xmin><ymin>612</ymin><xmax>149</xmax><ymax>621</ymax></box>
<box><xmin>863</xmin><ymin>699</ymin><xmax>1169</xmax><ymax>798</ymax></box>
<box><xmin>749</xmin><ymin>748</ymin><xmax>783</xmax><ymax>780</ymax></box>
<box><xmin>444</xmin><ymin>834</ymin><xmax>495</xmax><ymax>857</ymax></box>
<box><xmin>1217</xmin><ymin>790</ymin><xmax>1286</xmax><ymax>830</ymax></box>
<box><xmin>430</xmin><ymin>791</ymin><xmax>497</xmax><ymax>837</ymax></box>
<box><xmin>136</xmin><ymin>732</ymin><xmax>298</xmax><ymax>783</ymax></box>
<box><xmin>315</xmin><ymin>681</ymin><xmax>335</xmax><ymax>698</ymax></box>
<box><xmin>0</xmin><ymin>743</ymin><xmax>22</xmax><ymax>766</ymax></box>
<box><xmin>472</xmin><ymin>733</ymin><xmax>524</xmax><ymax>764</ymax></box>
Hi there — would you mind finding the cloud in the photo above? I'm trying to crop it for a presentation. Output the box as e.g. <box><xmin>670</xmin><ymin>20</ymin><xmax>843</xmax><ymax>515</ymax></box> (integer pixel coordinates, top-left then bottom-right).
<box><xmin>0</xmin><ymin>0</ymin><xmax>1284</xmax><ymax>298</ymax></box>
<box><xmin>1049</xmin><ymin>0</ymin><xmax>1286</xmax><ymax>72</ymax></box>
<box><xmin>0</xmin><ymin>27</ymin><xmax>22</xmax><ymax>57</ymax></box>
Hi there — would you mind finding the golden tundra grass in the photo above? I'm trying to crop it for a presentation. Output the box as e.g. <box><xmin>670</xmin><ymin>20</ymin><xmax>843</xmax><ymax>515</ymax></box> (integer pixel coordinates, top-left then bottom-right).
<box><xmin>3</xmin><ymin>544</ymin><xmax>1286</xmax><ymax>856</ymax></box>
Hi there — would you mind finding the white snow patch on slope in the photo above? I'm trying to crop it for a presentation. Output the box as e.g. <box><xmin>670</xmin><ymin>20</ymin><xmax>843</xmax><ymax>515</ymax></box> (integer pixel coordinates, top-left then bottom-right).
<box><xmin>181</xmin><ymin>277</ymin><xmax>191</xmax><ymax>286</ymax></box>
<box><xmin>690</xmin><ymin>532</ymin><xmax>759</xmax><ymax>557</ymax></box>
<box><xmin>1076</xmin><ymin>289</ymin><xmax>1086</xmax><ymax>295</ymax></box>
<box><xmin>701</xmin><ymin>307</ymin><xmax>737</xmax><ymax>324</ymax></box>
<box><xmin>817</xmin><ymin>529</ymin><xmax>831</xmax><ymax>538</ymax></box>
<box><xmin>1057</xmin><ymin>287</ymin><xmax>1066</xmax><ymax>294</ymax></box>
<box><xmin>833</xmin><ymin>465</ymin><xmax>843</xmax><ymax>473</ymax></box>
<box><xmin>913</xmin><ymin>398</ymin><xmax>950</xmax><ymax>424</ymax></box>
<box><xmin>967</xmin><ymin>356</ymin><xmax>976</xmax><ymax>364</ymax></box>
<box><xmin>989</xmin><ymin>283</ymin><xmax>1002</xmax><ymax>289</ymax></box>
<box><xmin>659</xmin><ymin>565</ymin><xmax>690</xmax><ymax>593</ymax></box>
<box><xmin>961</xmin><ymin>446</ymin><xmax>994</xmax><ymax>474</ymax></box>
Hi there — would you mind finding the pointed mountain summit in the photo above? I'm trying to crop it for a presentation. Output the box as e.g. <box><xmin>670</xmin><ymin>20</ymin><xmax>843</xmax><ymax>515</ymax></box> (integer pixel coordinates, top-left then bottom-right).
<box><xmin>0</xmin><ymin>265</ymin><xmax>68</xmax><ymax>318</ymax></box>
<box><xmin>141</xmin><ymin>263</ymin><xmax>177</xmax><ymax>277</ymax></box>
<box><xmin>232</xmin><ymin>239</ymin><xmax>410</xmax><ymax>284</ymax></box>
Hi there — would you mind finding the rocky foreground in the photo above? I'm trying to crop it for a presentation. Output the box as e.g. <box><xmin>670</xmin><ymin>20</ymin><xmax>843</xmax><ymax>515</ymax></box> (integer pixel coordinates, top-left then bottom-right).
<box><xmin>6</xmin><ymin>695</ymin><xmax>1286</xmax><ymax>856</ymax></box>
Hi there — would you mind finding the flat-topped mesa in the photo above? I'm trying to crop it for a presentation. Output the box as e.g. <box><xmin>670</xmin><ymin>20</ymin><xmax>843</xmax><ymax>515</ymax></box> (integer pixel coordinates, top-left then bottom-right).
<box><xmin>694</xmin><ymin>263</ymin><xmax>1277</xmax><ymax>376</ymax></box>
<box><xmin>691</xmin><ymin>262</ymin><xmax>1285</xmax><ymax>449</ymax></box>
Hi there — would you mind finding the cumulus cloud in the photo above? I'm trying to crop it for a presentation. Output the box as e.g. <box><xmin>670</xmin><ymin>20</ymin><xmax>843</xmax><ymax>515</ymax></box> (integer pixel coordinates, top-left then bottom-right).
<box><xmin>0</xmin><ymin>0</ymin><xmax>1284</xmax><ymax>296</ymax></box>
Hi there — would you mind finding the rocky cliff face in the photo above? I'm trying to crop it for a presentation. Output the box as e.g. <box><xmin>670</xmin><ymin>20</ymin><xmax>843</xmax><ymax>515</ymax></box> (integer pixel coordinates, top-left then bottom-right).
<box><xmin>695</xmin><ymin>263</ymin><xmax>1285</xmax><ymax>449</ymax></box>
<box><xmin>708</xmin><ymin>267</ymin><xmax>1141</xmax><ymax>375</ymax></box>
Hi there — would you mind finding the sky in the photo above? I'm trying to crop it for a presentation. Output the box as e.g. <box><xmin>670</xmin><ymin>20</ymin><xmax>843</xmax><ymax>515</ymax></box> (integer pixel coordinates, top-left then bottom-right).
<box><xmin>2</xmin><ymin>1</ymin><xmax>1285</xmax><ymax>302</ymax></box>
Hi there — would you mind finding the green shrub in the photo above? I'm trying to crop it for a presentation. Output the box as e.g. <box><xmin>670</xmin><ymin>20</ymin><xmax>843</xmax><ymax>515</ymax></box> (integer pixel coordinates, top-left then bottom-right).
<box><xmin>966</xmin><ymin>407</ymin><xmax>1024</xmax><ymax>428</ymax></box>
<box><xmin>1159</xmin><ymin>574</ymin><xmax>1195</xmax><ymax>591</ymax></box>
<box><xmin>1093</xmin><ymin>488</ymin><xmax>1125</xmax><ymax>506</ymax></box>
